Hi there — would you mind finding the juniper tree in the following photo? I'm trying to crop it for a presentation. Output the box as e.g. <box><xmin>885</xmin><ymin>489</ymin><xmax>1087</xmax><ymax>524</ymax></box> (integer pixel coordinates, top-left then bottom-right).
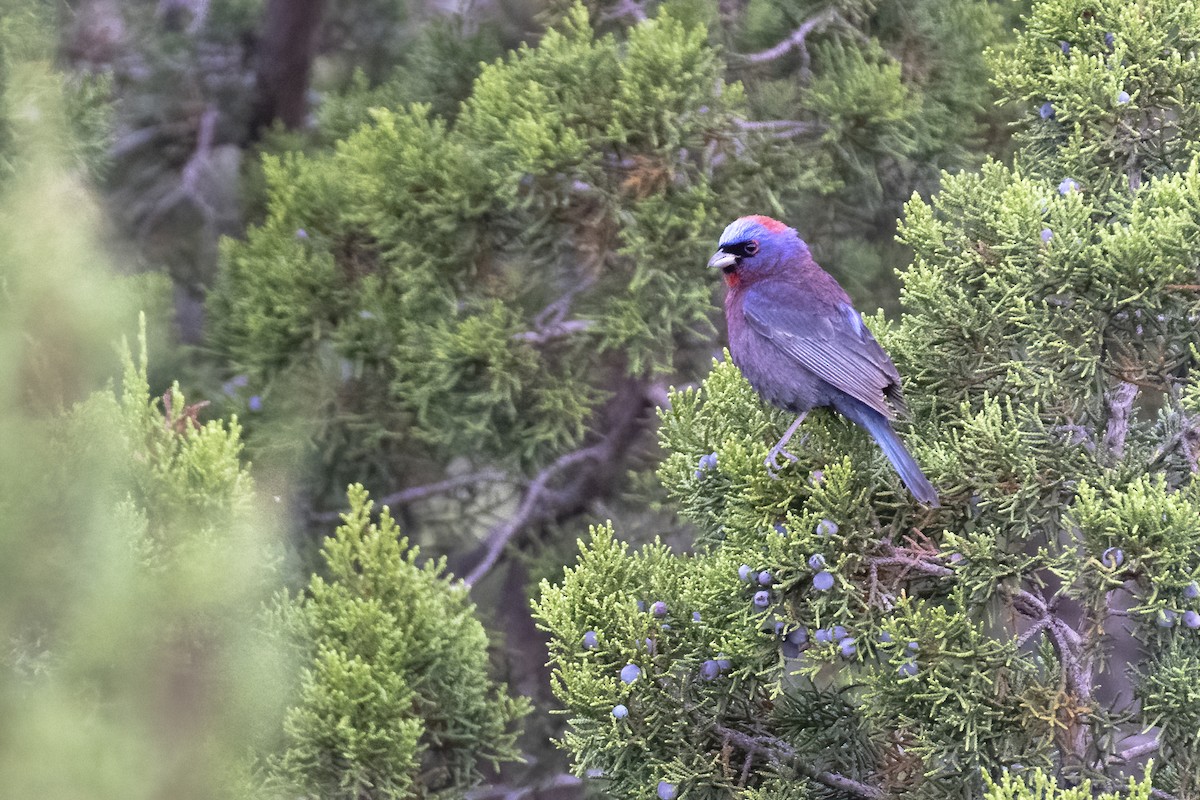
<box><xmin>207</xmin><ymin>0</ymin><xmax>1010</xmax><ymax>578</ymax></box>
<box><xmin>262</xmin><ymin>485</ymin><xmax>530</xmax><ymax>799</ymax></box>
<box><xmin>535</xmin><ymin>1</ymin><xmax>1200</xmax><ymax>797</ymax></box>
<box><xmin>208</xmin><ymin>4</ymin><xmax>802</xmax><ymax>558</ymax></box>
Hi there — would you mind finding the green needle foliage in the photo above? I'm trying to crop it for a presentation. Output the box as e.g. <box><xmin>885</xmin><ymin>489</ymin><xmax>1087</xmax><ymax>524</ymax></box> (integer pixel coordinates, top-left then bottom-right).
<box><xmin>536</xmin><ymin>0</ymin><xmax>1200</xmax><ymax>797</ymax></box>
<box><xmin>208</xmin><ymin>0</ymin><xmax>1009</xmax><ymax>538</ymax></box>
<box><xmin>209</xmin><ymin>3</ymin><xmax>798</xmax><ymax>515</ymax></box>
<box><xmin>262</xmin><ymin>484</ymin><xmax>530</xmax><ymax>799</ymax></box>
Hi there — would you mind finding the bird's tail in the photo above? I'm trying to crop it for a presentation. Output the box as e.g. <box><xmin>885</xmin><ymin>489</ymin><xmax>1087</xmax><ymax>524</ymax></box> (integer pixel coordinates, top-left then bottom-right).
<box><xmin>858</xmin><ymin>412</ymin><xmax>940</xmax><ymax>507</ymax></box>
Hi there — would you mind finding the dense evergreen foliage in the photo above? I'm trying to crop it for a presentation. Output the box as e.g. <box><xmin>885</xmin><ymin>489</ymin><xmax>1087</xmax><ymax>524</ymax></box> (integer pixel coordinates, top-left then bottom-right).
<box><xmin>537</xmin><ymin>0</ymin><xmax>1200</xmax><ymax>797</ymax></box>
<box><xmin>264</xmin><ymin>484</ymin><xmax>529</xmax><ymax>798</ymax></box>
<box><xmin>7</xmin><ymin>0</ymin><xmax>1200</xmax><ymax>797</ymax></box>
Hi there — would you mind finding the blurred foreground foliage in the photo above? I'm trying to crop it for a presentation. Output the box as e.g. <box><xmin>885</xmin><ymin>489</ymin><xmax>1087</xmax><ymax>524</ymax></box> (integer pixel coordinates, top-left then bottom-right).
<box><xmin>1</xmin><ymin>17</ymin><xmax>528</xmax><ymax>799</ymax></box>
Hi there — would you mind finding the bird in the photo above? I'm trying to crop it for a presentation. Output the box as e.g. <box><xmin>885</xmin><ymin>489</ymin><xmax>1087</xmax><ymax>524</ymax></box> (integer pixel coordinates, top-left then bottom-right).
<box><xmin>707</xmin><ymin>215</ymin><xmax>939</xmax><ymax>507</ymax></box>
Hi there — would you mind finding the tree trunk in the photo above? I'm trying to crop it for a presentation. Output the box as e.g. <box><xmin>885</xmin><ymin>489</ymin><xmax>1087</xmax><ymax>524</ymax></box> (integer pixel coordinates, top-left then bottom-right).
<box><xmin>250</xmin><ymin>0</ymin><xmax>326</xmax><ymax>135</ymax></box>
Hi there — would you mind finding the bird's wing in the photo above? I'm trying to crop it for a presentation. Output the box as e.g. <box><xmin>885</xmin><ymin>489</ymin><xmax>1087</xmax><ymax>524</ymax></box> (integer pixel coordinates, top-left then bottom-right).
<box><xmin>742</xmin><ymin>284</ymin><xmax>904</xmax><ymax>419</ymax></box>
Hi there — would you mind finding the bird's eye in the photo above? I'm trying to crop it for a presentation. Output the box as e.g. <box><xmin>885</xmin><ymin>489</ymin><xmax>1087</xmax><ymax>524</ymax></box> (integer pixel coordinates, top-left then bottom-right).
<box><xmin>745</xmin><ymin>240</ymin><xmax>760</xmax><ymax>256</ymax></box>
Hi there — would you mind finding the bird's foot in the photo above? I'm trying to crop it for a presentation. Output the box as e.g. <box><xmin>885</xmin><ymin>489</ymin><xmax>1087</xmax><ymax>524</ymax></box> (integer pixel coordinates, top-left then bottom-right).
<box><xmin>764</xmin><ymin>439</ymin><xmax>803</xmax><ymax>479</ymax></box>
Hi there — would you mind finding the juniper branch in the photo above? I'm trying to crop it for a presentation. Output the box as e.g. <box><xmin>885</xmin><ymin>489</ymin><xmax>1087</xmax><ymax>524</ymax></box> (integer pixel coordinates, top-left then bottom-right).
<box><xmin>742</xmin><ymin>8</ymin><xmax>842</xmax><ymax>75</ymax></box>
<box><xmin>714</xmin><ymin>725</ymin><xmax>885</xmax><ymax>800</ymax></box>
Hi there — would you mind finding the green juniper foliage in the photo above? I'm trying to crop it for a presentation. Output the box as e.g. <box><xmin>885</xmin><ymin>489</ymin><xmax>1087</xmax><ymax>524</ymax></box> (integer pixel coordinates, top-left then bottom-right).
<box><xmin>545</xmin><ymin>0</ymin><xmax>1013</xmax><ymax>303</ymax></box>
<box><xmin>209</xmin><ymin>3</ymin><xmax>795</xmax><ymax>517</ymax></box>
<box><xmin>263</xmin><ymin>484</ymin><xmax>530</xmax><ymax>799</ymax></box>
<box><xmin>536</xmin><ymin>0</ymin><xmax>1200</xmax><ymax>797</ymax></box>
<box><xmin>982</xmin><ymin>767</ymin><xmax>1153</xmax><ymax>800</ymax></box>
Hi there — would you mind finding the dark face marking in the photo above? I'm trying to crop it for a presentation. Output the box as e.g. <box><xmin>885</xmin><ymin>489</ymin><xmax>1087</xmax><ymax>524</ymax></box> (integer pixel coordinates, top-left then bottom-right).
<box><xmin>719</xmin><ymin>239</ymin><xmax>760</xmax><ymax>261</ymax></box>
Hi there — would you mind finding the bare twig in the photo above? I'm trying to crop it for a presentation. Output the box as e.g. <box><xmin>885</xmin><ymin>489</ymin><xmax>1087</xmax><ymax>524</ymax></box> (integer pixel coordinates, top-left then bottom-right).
<box><xmin>512</xmin><ymin>319</ymin><xmax>594</xmax><ymax>345</ymax></box>
<box><xmin>1012</xmin><ymin>589</ymin><xmax>1090</xmax><ymax>699</ymax></box>
<box><xmin>601</xmin><ymin>0</ymin><xmax>647</xmax><ymax>22</ymax></box>
<box><xmin>533</xmin><ymin>275</ymin><xmax>598</xmax><ymax>330</ymax></box>
<box><xmin>715</xmin><ymin>725</ymin><xmax>885</xmax><ymax>799</ymax></box>
<box><xmin>464</xmin><ymin>444</ymin><xmax>607</xmax><ymax>586</ymax></box>
<box><xmin>645</xmin><ymin>382</ymin><xmax>673</xmax><ymax>411</ymax></box>
<box><xmin>733</xmin><ymin>118</ymin><xmax>822</xmax><ymax>140</ymax></box>
<box><xmin>1050</xmin><ymin>423</ymin><xmax>1096</xmax><ymax>453</ymax></box>
<box><xmin>137</xmin><ymin>104</ymin><xmax>220</xmax><ymax>240</ymax></box>
<box><xmin>309</xmin><ymin>469</ymin><xmax>513</xmax><ymax>524</ymax></box>
<box><xmin>1149</xmin><ymin>410</ymin><xmax>1200</xmax><ymax>473</ymax></box>
<box><xmin>1103</xmin><ymin>381</ymin><xmax>1138</xmax><ymax>460</ymax></box>
<box><xmin>1115</xmin><ymin>738</ymin><xmax>1159</xmax><ymax>762</ymax></box>
<box><xmin>742</xmin><ymin>8</ymin><xmax>841</xmax><ymax>77</ymax></box>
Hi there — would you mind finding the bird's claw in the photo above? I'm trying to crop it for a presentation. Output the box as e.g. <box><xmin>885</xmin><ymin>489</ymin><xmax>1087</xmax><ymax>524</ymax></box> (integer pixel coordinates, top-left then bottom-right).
<box><xmin>764</xmin><ymin>444</ymin><xmax>800</xmax><ymax>479</ymax></box>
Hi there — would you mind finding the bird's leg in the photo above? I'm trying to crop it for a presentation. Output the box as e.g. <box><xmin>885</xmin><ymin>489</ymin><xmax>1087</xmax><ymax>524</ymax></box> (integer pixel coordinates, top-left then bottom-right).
<box><xmin>765</xmin><ymin>412</ymin><xmax>807</xmax><ymax>477</ymax></box>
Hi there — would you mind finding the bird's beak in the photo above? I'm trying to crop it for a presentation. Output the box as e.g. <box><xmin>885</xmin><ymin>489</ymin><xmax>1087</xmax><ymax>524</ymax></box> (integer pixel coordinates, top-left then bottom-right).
<box><xmin>707</xmin><ymin>251</ymin><xmax>738</xmax><ymax>270</ymax></box>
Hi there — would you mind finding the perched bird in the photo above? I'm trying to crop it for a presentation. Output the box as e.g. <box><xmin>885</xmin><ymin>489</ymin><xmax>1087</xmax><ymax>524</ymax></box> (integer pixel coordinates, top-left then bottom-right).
<box><xmin>707</xmin><ymin>215</ymin><xmax>939</xmax><ymax>507</ymax></box>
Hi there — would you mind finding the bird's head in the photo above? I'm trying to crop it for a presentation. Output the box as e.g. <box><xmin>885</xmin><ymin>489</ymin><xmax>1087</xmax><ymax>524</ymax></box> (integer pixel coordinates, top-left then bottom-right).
<box><xmin>707</xmin><ymin>215</ymin><xmax>807</xmax><ymax>287</ymax></box>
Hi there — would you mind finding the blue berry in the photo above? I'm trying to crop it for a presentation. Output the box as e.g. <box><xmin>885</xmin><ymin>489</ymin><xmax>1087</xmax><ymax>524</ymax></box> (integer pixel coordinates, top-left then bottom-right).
<box><xmin>695</xmin><ymin>452</ymin><xmax>719</xmax><ymax>478</ymax></box>
<box><xmin>1116</xmin><ymin>90</ymin><xmax>1130</xmax><ymax>104</ymax></box>
<box><xmin>1059</xmin><ymin>178</ymin><xmax>1079</xmax><ymax>195</ymax></box>
<box><xmin>898</xmin><ymin>661</ymin><xmax>918</xmax><ymax>677</ymax></box>
<box><xmin>813</xmin><ymin>571</ymin><xmax>835</xmax><ymax>591</ymax></box>
<box><xmin>652</xmin><ymin>601</ymin><xmax>668</xmax><ymax>617</ymax></box>
<box><xmin>612</xmin><ymin>704</ymin><xmax>628</xmax><ymax>719</ymax></box>
<box><xmin>907</xmin><ymin>641</ymin><xmax>920</xmax><ymax>652</ymax></box>
<box><xmin>1185</xmin><ymin>582</ymin><xmax>1200</xmax><ymax>600</ymax></box>
<box><xmin>1157</xmin><ymin>609</ymin><xmax>1177</xmax><ymax>628</ymax></box>
<box><xmin>1040</xmin><ymin>228</ymin><xmax>1053</xmax><ymax>243</ymax></box>
<box><xmin>832</xmin><ymin>625</ymin><xmax>847</xmax><ymax>640</ymax></box>
<box><xmin>620</xmin><ymin>664</ymin><xmax>641</xmax><ymax>683</ymax></box>
<box><xmin>738</xmin><ymin>564</ymin><xmax>753</xmax><ymax>582</ymax></box>
<box><xmin>757</xmin><ymin>570</ymin><xmax>773</xmax><ymax>586</ymax></box>
<box><xmin>1183</xmin><ymin>610</ymin><xmax>1200</xmax><ymax>629</ymax></box>
<box><xmin>838</xmin><ymin>637</ymin><xmax>857</xmax><ymax>657</ymax></box>
<box><xmin>716</xmin><ymin>658</ymin><xmax>731</xmax><ymax>671</ymax></box>
<box><xmin>700</xmin><ymin>659</ymin><xmax>721</xmax><ymax>681</ymax></box>
<box><xmin>774</xmin><ymin>621</ymin><xmax>787</xmax><ymax>636</ymax></box>
<box><xmin>753</xmin><ymin>590</ymin><xmax>770</xmax><ymax>609</ymax></box>
<box><xmin>814</xmin><ymin>628</ymin><xmax>833</xmax><ymax>643</ymax></box>
<box><xmin>781</xmin><ymin>640</ymin><xmax>800</xmax><ymax>659</ymax></box>
<box><xmin>295</xmin><ymin>228</ymin><xmax>308</xmax><ymax>239</ymax></box>
<box><xmin>773</xmin><ymin>523</ymin><xmax>787</xmax><ymax>535</ymax></box>
<box><xmin>248</xmin><ymin>395</ymin><xmax>263</xmax><ymax>412</ymax></box>
<box><xmin>879</xmin><ymin>632</ymin><xmax>893</xmax><ymax>643</ymax></box>
<box><xmin>1105</xmin><ymin>32</ymin><xmax>1115</xmax><ymax>47</ymax></box>
<box><xmin>582</xmin><ymin>630</ymin><xmax>598</xmax><ymax>649</ymax></box>
<box><xmin>1039</xmin><ymin>102</ymin><xmax>1054</xmax><ymax>120</ymax></box>
<box><xmin>816</xmin><ymin>519</ymin><xmax>838</xmax><ymax>537</ymax></box>
<box><xmin>1101</xmin><ymin>547</ymin><xmax>1125</xmax><ymax>569</ymax></box>
<box><xmin>808</xmin><ymin>553</ymin><xmax>826</xmax><ymax>570</ymax></box>
<box><xmin>692</xmin><ymin>611</ymin><xmax>702</xmax><ymax>622</ymax></box>
<box><xmin>1059</xmin><ymin>40</ymin><xmax>1070</xmax><ymax>54</ymax></box>
<box><xmin>657</xmin><ymin>781</ymin><xmax>677</xmax><ymax>800</ymax></box>
<box><xmin>786</xmin><ymin>628</ymin><xmax>807</xmax><ymax>645</ymax></box>
<box><xmin>637</xmin><ymin>600</ymin><xmax>647</xmax><ymax>612</ymax></box>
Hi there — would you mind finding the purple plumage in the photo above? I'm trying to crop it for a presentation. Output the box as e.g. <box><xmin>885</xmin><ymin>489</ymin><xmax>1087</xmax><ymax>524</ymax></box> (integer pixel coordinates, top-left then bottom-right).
<box><xmin>708</xmin><ymin>216</ymin><xmax>939</xmax><ymax>507</ymax></box>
